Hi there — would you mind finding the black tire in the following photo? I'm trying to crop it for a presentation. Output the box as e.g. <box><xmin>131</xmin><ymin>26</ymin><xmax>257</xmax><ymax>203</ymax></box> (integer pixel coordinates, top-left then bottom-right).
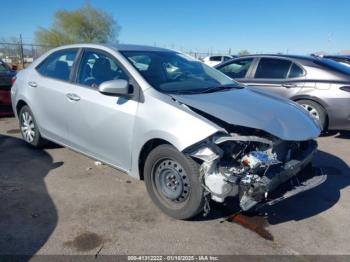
<box><xmin>19</xmin><ymin>105</ymin><xmax>47</xmax><ymax>148</ymax></box>
<box><xmin>297</xmin><ymin>100</ymin><xmax>327</xmax><ymax>130</ymax></box>
<box><xmin>144</xmin><ymin>144</ymin><xmax>205</xmax><ymax>220</ymax></box>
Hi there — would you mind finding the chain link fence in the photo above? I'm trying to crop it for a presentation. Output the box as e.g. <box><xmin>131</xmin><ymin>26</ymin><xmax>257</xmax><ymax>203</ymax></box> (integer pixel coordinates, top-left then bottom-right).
<box><xmin>0</xmin><ymin>41</ymin><xmax>234</xmax><ymax>69</ymax></box>
<box><xmin>0</xmin><ymin>42</ymin><xmax>53</xmax><ymax>69</ymax></box>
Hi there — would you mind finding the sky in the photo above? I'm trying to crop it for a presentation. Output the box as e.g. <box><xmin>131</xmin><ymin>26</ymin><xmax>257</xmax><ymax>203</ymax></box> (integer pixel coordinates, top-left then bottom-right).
<box><xmin>0</xmin><ymin>0</ymin><xmax>349</xmax><ymax>55</ymax></box>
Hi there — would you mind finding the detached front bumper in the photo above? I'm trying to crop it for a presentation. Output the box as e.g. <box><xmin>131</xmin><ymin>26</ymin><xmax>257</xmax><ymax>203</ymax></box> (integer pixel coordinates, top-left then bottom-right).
<box><xmin>266</xmin><ymin>140</ymin><xmax>318</xmax><ymax>192</ymax></box>
<box><xmin>240</xmin><ymin>140</ymin><xmax>320</xmax><ymax>211</ymax></box>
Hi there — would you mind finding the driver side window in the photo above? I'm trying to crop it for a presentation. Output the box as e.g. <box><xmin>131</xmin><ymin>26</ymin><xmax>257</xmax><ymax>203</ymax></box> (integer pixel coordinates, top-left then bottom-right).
<box><xmin>77</xmin><ymin>50</ymin><xmax>129</xmax><ymax>88</ymax></box>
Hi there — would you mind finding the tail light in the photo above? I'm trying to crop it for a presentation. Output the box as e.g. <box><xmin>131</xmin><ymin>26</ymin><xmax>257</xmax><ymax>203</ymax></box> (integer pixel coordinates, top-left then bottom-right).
<box><xmin>11</xmin><ymin>76</ymin><xmax>17</xmax><ymax>85</ymax></box>
<box><xmin>340</xmin><ymin>86</ymin><xmax>350</xmax><ymax>92</ymax></box>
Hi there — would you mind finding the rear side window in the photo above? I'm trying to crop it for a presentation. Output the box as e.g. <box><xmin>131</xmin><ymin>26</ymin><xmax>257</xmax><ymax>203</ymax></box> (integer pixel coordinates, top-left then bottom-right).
<box><xmin>36</xmin><ymin>49</ymin><xmax>78</xmax><ymax>81</ymax></box>
<box><xmin>288</xmin><ymin>63</ymin><xmax>305</xmax><ymax>78</ymax></box>
<box><xmin>218</xmin><ymin>58</ymin><xmax>253</xmax><ymax>78</ymax></box>
<box><xmin>255</xmin><ymin>58</ymin><xmax>292</xmax><ymax>79</ymax></box>
<box><xmin>210</xmin><ymin>56</ymin><xmax>222</xmax><ymax>62</ymax></box>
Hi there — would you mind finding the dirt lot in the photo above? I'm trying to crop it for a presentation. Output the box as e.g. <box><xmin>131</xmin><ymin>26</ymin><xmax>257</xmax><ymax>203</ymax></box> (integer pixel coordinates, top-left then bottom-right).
<box><xmin>0</xmin><ymin>116</ymin><xmax>350</xmax><ymax>256</ymax></box>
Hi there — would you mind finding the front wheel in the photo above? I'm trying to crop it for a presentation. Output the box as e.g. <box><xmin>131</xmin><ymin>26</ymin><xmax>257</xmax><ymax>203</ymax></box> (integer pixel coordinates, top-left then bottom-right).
<box><xmin>144</xmin><ymin>144</ymin><xmax>205</xmax><ymax>220</ymax></box>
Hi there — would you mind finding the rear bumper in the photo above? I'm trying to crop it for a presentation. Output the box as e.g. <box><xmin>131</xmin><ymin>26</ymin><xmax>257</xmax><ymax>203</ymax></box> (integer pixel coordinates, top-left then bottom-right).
<box><xmin>0</xmin><ymin>89</ymin><xmax>13</xmax><ymax>116</ymax></box>
<box><xmin>326</xmin><ymin>97</ymin><xmax>350</xmax><ymax>130</ymax></box>
<box><xmin>0</xmin><ymin>89</ymin><xmax>11</xmax><ymax>105</ymax></box>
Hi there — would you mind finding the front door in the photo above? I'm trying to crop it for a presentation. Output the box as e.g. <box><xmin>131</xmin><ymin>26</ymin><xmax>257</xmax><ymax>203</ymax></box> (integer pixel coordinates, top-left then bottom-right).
<box><xmin>66</xmin><ymin>49</ymin><xmax>138</xmax><ymax>171</ymax></box>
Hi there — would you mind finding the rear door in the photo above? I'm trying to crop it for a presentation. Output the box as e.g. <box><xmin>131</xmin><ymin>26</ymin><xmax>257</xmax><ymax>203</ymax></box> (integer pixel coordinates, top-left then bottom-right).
<box><xmin>29</xmin><ymin>48</ymin><xmax>79</xmax><ymax>143</ymax></box>
<box><xmin>245</xmin><ymin>57</ymin><xmax>305</xmax><ymax>98</ymax></box>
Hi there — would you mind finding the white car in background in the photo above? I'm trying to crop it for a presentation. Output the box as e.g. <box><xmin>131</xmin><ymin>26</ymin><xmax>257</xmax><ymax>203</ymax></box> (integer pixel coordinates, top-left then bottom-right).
<box><xmin>202</xmin><ymin>55</ymin><xmax>237</xmax><ymax>67</ymax></box>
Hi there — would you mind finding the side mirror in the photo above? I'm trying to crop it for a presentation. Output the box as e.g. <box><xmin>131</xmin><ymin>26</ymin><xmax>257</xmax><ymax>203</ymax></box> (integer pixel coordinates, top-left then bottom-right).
<box><xmin>98</xmin><ymin>79</ymin><xmax>132</xmax><ymax>96</ymax></box>
<box><xmin>11</xmin><ymin>65</ymin><xmax>18</xmax><ymax>71</ymax></box>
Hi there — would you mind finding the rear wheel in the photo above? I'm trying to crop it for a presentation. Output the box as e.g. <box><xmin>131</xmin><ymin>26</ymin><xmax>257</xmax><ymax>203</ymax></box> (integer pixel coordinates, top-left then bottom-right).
<box><xmin>19</xmin><ymin>105</ymin><xmax>47</xmax><ymax>148</ymax></box>
<box><xmin>297</xmin><ymin>100</ymin><xmax>327</xmax><ymax>130</ymax></box>
<box><xmin>144</xmin><ymin>144</ymin><xmax>205</xmax><ymax>220</ymax></box>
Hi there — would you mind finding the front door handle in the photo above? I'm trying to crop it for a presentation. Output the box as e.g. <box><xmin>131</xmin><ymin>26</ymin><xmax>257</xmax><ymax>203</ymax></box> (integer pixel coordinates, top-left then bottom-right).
<box><xmin>28</xmin><ymin>81</ymin><xmax>37</xmax><ymax>88</ymax></box>
<box><xmin>66</xmin><ymin>93</ymin><xmax>81</xmax><ymax>102</ymax></box>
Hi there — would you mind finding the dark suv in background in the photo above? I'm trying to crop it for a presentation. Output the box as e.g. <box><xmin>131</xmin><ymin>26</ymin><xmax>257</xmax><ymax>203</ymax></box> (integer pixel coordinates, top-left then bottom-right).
<box><xmin>0</xmin><ymin>59</ymin><xmax>16</xmax><ymax>116</ymax></box>
<box><xmin>215</xmin><ymin>55</ymin><xmax>350</xmax><ymax>131</ymax></box>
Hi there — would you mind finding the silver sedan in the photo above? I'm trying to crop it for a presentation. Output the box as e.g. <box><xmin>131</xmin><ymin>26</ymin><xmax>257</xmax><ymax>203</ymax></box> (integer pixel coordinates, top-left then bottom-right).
<box><xmin>11</xmin><ymin>44</ymin><xmax>321</xmax><ymax>219</ymax></box>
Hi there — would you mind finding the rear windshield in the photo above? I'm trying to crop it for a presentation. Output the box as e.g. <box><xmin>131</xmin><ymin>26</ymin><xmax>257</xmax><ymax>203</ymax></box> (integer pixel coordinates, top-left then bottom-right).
<box><xmin>314</xmin><ymin>58</ymin><xmax>350</xmax><ymax>75</ymax></box>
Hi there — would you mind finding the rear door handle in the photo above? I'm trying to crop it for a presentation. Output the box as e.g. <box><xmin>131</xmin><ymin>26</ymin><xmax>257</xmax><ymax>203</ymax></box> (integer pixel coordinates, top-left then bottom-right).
<box><xmin>282</xmin><ymin>83</ymin><xmax>298</xmax><ymax>88</ymax></box>
<box><xmin>66</xmin><ymin>93</ymin><xmax>81</xmax><ymax>102</ymax></box>
<box><xmin>28</xmin><ymin>81</ymin><xmax>37</xmax><ymax>88</ymax></box>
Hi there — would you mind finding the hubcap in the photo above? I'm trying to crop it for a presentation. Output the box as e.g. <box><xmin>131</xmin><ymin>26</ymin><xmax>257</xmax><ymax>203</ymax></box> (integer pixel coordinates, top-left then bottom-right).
<box><xmin>21</xmin><ymin>111</ymin><xmax>35</xmax><ymax>143</ymax></box>
<box><xmin>301</xmin><ymin>104</ymin><xmax>320</xmax><ymax>120</ymax></box>
<box><xmin>155</xmin><ymin>159</ymin><xmax>190</xmax><ymax>202</ymax></box>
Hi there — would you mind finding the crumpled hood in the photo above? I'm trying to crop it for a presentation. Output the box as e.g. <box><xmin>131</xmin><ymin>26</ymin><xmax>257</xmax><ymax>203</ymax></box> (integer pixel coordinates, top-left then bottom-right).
<box><xmin>172</xmin><ymin>88</ymin><xmax>321</xmax><ymax>141</ymax></box>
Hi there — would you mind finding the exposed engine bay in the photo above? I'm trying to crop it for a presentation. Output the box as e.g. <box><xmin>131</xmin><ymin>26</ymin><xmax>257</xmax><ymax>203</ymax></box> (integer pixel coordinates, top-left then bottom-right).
<box><xmin>185</xmin><ymin>129</ymin><xmax>318</xmax><ymax>212</ymax></box>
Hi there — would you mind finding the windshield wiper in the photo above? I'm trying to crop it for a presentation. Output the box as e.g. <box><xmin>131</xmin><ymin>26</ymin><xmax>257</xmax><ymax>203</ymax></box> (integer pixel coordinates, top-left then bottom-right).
<box><xmin>165</xmin><ymin>85</ymin><xmax>243</xmax><ymax>95</ymax></box>
<box><xmin>199</xmin><ymin>85</ymin><xmax>243</xmax><ymax>94</ymax></box>
<box><xmin>167</xmin><ymin>90</ymin><xmax>201</xmax><ymax>95</ymax></box>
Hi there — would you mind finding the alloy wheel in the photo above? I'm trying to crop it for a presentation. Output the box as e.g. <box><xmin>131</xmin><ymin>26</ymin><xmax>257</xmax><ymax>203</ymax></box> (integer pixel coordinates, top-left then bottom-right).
<box><xmin>301</xmin><ymin>103</ymin><xmax>320</xmax><ymax>120</ymax></box>
<box><xmin>21</xmin><ymin>111</ymin><xmax>35</xmax><ymax>143</ymax></box>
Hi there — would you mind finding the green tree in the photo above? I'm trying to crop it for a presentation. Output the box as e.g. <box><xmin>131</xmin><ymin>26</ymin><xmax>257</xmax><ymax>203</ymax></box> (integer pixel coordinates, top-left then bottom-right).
<box><xmin>238</xmin><ymin>50</ymin><xmax>250</xmax><ymax>56</ymax></box>
<box><xmin>35</xmin><ymin>4</ymin><xmax>120</xmax><ymax>47</ymax></box>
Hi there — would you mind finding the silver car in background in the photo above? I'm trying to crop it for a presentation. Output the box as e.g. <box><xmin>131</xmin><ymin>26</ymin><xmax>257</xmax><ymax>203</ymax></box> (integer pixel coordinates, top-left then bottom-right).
<box><xmin>11</xmin><ymin>44</ymin><xmax>321</xmax><ymax>219</ymax></box>
<box><xmin>215</xmin><ymin>55</ymin><xmax>350</xmax><ymax>131</ymax></box>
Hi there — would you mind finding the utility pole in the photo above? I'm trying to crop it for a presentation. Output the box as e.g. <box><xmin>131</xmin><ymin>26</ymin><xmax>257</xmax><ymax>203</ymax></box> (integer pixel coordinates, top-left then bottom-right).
<box><xmin>19</xmin><ymin>34</ymin><xmax>24</xmax><ymax>68</ymax></box>
<box><xmin>327</xmin><ymin>33</ymin><xmax>332</xmax><ymax>54</ymax></box>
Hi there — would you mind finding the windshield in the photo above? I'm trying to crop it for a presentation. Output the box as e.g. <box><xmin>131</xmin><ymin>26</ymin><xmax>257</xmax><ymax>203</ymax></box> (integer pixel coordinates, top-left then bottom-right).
<box><xmin>121</xmin><ymin>51</ymin><xmax>242</xmax><ymax>94</ymax></box>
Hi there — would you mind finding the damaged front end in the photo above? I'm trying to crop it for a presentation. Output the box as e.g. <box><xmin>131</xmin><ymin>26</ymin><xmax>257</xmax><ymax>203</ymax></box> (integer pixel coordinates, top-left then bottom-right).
<box><xmin>185</xmin><ymin>129</ymin><xmax>319</xmax><ymax>212</ymax></box>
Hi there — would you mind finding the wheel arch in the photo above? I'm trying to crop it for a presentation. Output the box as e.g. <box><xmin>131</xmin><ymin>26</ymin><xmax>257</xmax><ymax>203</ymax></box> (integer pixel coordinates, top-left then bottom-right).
<box><xmin>16</xmin><ymin>99</ymin><xmax>28</xmax><ymax>117</ymax></box>
<box><xmin>138</xmin><ymin>138</ymin><xmax>172</xmax><ymax>180</ymax></box>
<box><xmin>291</xmin><ymin>95</ymin><xmax>329</xmax><ymax>129</ymax></box>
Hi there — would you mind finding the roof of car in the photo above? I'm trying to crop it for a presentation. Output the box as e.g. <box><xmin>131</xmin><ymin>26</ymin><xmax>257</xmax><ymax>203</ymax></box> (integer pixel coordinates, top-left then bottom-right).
<box><xmin>111</xmin><ymin>44</ymin><xmax>172</xmax><ymax>52</ymax></box>
<box><xmin>238</xmin><ymin>54</ymin><xmax>318</xmax><ymax>61</ymax></box>
<box><xmin>52</xmin><ymin>43</ymin><xmax>173</xmax><ymax>52</ymax></box>
<box><xmin>215</xmin><ymin>54</ymin><xmax>329</xmax><ymax>68</ymax></box>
